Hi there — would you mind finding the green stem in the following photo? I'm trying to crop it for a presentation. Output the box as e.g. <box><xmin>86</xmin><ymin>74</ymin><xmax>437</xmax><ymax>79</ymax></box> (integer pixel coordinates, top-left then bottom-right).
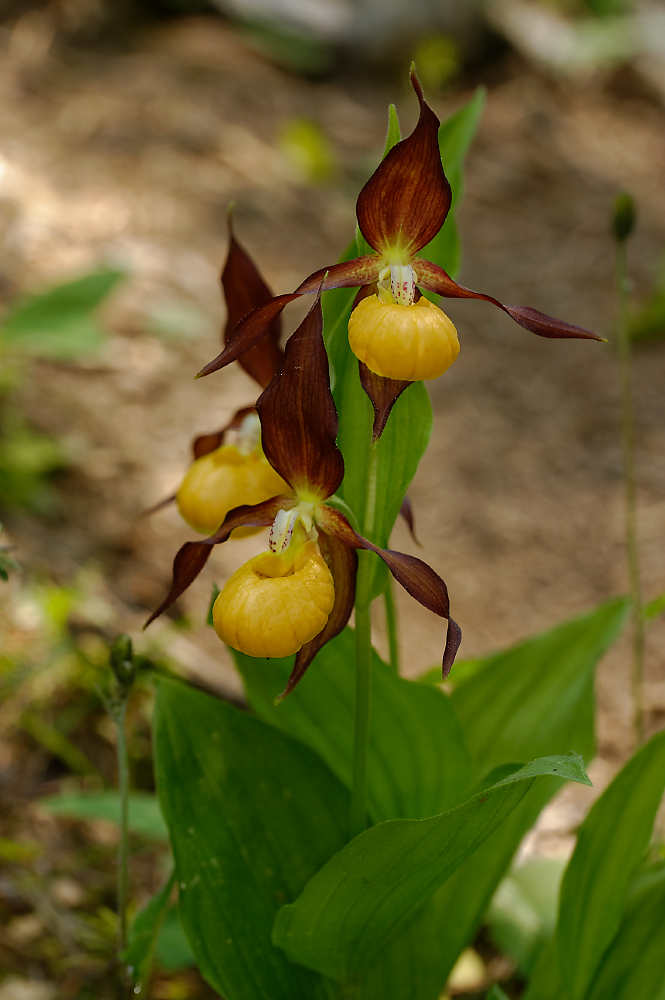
<box><xmin>115</xmin><ymin>700</ymin><xmax>130</xmax><ymax>989</ymax></box>
<box><xmin>384</xmin><ymin>580</ymin><xmax>400</xmax><ymax>673</ymax></box>
<box><xmin>616</xmin><ymin>242</ymin><xmax>645</xmax><ymax>746</ymax></box>
<box><xmin>349</xmin><ymin>441</ymin><xmax>379</xmax><ymax>837</ymax></box>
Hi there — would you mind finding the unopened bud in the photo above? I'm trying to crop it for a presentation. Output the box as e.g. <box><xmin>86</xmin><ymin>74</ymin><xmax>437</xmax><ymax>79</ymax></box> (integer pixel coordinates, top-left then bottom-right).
<box><xmin>612</xmin><ymin>193</ymin><xmax>636</xmax><ymax>243</ymax></box>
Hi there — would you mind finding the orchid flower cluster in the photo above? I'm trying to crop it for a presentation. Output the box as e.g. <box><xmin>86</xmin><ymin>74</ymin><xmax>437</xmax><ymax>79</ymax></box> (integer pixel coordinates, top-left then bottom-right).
<box><xmin>148</xmin><ymin>70</ymin><xmax>599</xmax><ymax>697</ymax></box>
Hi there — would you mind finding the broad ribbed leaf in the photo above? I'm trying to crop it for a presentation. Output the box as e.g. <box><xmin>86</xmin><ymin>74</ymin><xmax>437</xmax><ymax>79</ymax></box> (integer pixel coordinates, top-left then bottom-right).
<box><xmin>586</xmin><ymin>863</ymin><xmax>665</xmax><ymax>1000</ymax></box>
<box><xmin>154</xmin><ymin>677</ymin><xmax>344</xmax><ymax>1000</ymax></box>
<box><xmin>452</xmin><ymin>598</ymin><xmax>629</xmax><ymax>779</ymax></box>
<box><xmin>273</xmin><ymin>755</ymin><xmax>590</xmax><ymax>982</ymax></box>
<box><xmin>399</xmin><ymin>598</ymin><xmax>628</xmax><ymax>993</ymax></box>
<box><xmin>556</xmin><ymin>726</ymin><xmax>665</xmax><ymax>999</ymax></box>
<box><xmin>42</xmin><ymin>790</ymin><xmax>167</xmax><ymax>840</ymax></box>
<box><xmin>236</xmin><ymin>627</ymin><xmax>471</xmax><ymax>823</ymax></box>
<box><xmin>1</xmin><ymin>268</ymin><xmax>124</xmax><ymax>358</ymax></box>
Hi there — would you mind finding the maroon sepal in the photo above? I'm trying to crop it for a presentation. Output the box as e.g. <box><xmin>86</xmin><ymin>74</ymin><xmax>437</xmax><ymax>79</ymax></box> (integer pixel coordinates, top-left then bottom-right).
<box><xmin>355</xmin><ymin>68</ymin><xmax>452</xmax><ymax>257</ymax></box>
<box><xmin>415</xmin><ymin>259</ymin><xmax>603</xmax><ymax>342</ymax></box>
<box><xmin>318</xmin><ymin>505</ymin><xmax>460</xmax><ymax>675</ymax></box>
<box><xmin>358</xmin><ymin>362</ymin><xmax>412</xmax><ymax>441</ymax></box>
<box><xmin>222</xmin><ymin>216</ymin><xmax>284</xmax><ymax>388</ymax></box>
<box><xmin>399</xmin><ymin>496</ymin><xmax>420</xmax><ymax>545</ymax></box>
<box><xmin>191</xmin><ymin>405</ymin><xmax>257</xmax><ymax>460</ymax></box>
<box><xmin>279</xmin><ymin>531</ymin><xmax>358</xmax><ymax>700</ymax></box>
<box><xmin>144</xmin><ymin>495</ymin><xmax>290</xmax><ymax>628</ymax></box>
<box><xmin>256</xmin><ymin>292</ymin><xmax>344</xmax><ymax>499</ymax></box>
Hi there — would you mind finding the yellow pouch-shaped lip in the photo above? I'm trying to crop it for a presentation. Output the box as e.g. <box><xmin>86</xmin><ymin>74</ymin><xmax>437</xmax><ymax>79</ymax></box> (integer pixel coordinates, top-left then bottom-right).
<box><xmin>176</xmin><ymin>444</ymin><xmax>286</xmax><ymax>536</ymax></box>
<box><xmin>348</xmin><ymin>294</ymin><xmax>459</xmax><ymax>381</ymax></box>
<box><xmin>213</xmin><ymin>540</ymin><xmax>335</xmax><ymax>658</ymax></box>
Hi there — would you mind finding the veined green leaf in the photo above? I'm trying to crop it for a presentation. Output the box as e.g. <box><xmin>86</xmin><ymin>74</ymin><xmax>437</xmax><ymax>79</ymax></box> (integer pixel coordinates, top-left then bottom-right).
<box><xmin>1</xmin><ymin>268</ymin><xmax>124</xmax><ymax>359</ymax></box>
<box><xmin>273</xmin><ymin>755</ymin><xmax>590</xmax><ymax>983</ymax></box>
<box><xmin>41</xmin><ymin>790</ymin><xmax>167</xmax><ymax>840</ymax></box>
<box><xmin>154</xmin><ymin>677</ymin><xmax>344</xmax><ymax>1000</ymax></box>
<box><xmin>378</xmin><ymin>598</ymin><xmax>627</xmax><ymax>993</ymax></box>
<box><xmin>124</xmin><ymin>871</ymin><xmax>179</xmax><ymax>988</ymax></box>
<box><xmin>586</xmin><ymin>863</ymin><xmax>665</xmax><ymax>1000</ymax></box>
<box><xmin>236</xmin><ymin>628</ymin><xmax>472</xmax><ymax>823</ymax></box>
<box><xmin>556</xmin><ymin>727</ymin><xmax>665</xmax><ymax>1000</ymax></box>
<box><xmin>451</xmin><ymin>598</ymin><xmax>629</xmax><ymax>779</ymax></box>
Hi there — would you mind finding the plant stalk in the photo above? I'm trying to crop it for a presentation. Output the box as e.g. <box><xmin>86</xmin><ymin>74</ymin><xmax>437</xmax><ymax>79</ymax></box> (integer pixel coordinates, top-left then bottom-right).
<box><xmin>384</xmin><ymin>580</ymin><xmax>400</xmax><ymax>673</ymax></box>
<box><xmin>115</xmin><ymin>700</ymin><xmax>130</xmax><ymax>989</ymax></box>
<box><xmin>616</xmin><ymin>241</ymin><xmax>645</xmax><ymax>745</ymax></box>
<box><xmin>350</xmin><ymin>441</ymin><xmax>379</xmax><ymax>837</ymax></box>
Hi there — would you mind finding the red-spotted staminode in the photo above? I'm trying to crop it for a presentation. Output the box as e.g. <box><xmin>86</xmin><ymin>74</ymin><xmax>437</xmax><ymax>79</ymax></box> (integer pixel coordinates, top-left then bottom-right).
<box><xmin>146</xmin><ymin>290</ymin><xmax>460</xmax><ymax>697</ymax></box>
<box><xmin>195</xmin><ymin>67</ymin><xmax>601</xmax><ymax>391</ymax></box>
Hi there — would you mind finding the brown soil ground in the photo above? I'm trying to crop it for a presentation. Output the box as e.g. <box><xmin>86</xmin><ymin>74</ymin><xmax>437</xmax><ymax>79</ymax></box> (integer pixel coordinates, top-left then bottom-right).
<box><xmin>1</xmin><ymin>8</ymin><xmax>664</xmax><ymax>996</ymax></box>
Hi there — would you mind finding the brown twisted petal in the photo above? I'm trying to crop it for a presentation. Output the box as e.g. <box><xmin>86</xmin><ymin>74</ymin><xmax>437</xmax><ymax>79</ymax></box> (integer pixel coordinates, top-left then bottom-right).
<box><xmin>355</xmin><ymin>68</ymin><xmax>452</xmax><ymax>257</ymax></box>
<box><xmin>198</xmin><ymin>257</ymin><xmax>381</xmax><ymax>380</ymax></box>
<box><xmin>358</xmin><ymin>361</ymin><xmax>413</xmax><ymax>441</ymax></box>
<box><xmin>280</xmin><ymin>532</ymin><xmax>358</xmax><ymax>700</ymax></box>
<box><xmin>399</xmin><ymin>496</ymin><xmax>420</xmax><ymax>545</ymax></box>
<box><xmin>144</xmin><ymin>494</ymin><xmax>291</xmax><ymax>628</ymax></box>
<box><xmin>256</xmin><ymin>293</ymin><xmax>345</xmax><ymax>500</ymax></box>
<box><xmin>415</xmin><ymin>259</ymin><xmax>603</xmax><ymax>341</ymax></box>
<box><xmin>317</xmin><ymin>505</ymin><xmax>461</xmax><ymax>676</ymax></box>
<box><xmin>222</xmin><ymin>216</ymin><xmax>284</xmax><ymax>388</ymax></box>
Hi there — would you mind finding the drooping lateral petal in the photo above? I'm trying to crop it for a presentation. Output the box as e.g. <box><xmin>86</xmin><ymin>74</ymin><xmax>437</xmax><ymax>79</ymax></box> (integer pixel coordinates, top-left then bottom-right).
<box><xmin>318</xmin><ymin>505</ymin><xmax>460</xmax><ymax>675</ymax></box>
<box><xmin>256</xmin><ymin>293</ymin><xmax>344</xmax><ymax>499</ymax></box>
<box><xmin>222</xmin><ymin>216</ymin><xmax>284</xmax><ymax>387</ymax></box>
<box><xmin>198</xmin><ymin>292</ymin><xmax>300</xmax><ymax>378</ymax></box>
<box><xmin>416</xmin><ymin>259</ymin><xmax>603</xmax><ymax>341</ymax></box>
<box><xmin>293</xmin><ymin>256</ymin><xmax>382</xmax><ymax>295</ymax></box>
<box><xmin>198</xmin><ymin>258</ymin><xmax>381</xmax><ymax>379</ymax></box>
<box><xmin>355</xmin><ymin>68</ymin><xmax>452</xmax><ymax>256</ymax></box>
<box><xmin>279</xmin><ymin>532</ymin><xmax>358</xmax><ymax>699</ymax></box>
<box><xmin>142</xmin><ymin>493</ymin><xmax>177</xmax><ymax>517</ymax></box>
<box><xmin>358</xmin><ymin>361</ymin><xmax>412</xmax><ymax>441</ymax></box>
<box><xmin>190</xmin><ymin>405</ymin><xmax>257</xmax><ymax>460</ymax></box>
<box><xmin>144</xmin><ymin>495</ymin><xmax>290</xmax><ymax>628</ymax></box>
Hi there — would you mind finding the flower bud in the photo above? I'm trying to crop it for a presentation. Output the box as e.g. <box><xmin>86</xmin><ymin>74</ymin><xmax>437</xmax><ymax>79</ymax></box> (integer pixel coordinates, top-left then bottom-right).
<box><xmin>212</xmin><ymin>539</ymin><xmax>334</xmax><ymax>658</ymax></box>
<box><xmin>176</xmin><ymin>444</ymin><xmax>286</xmax><ymax>535</ymax></box>
<box><xmin>348</xmin><ymin>294</ymin><xmax>459</xmax><ymax>381</ymax></box>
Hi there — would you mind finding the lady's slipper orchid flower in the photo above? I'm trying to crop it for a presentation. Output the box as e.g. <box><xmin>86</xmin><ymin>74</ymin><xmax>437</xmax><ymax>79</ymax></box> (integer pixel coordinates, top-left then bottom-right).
<box><xmin>146</xmin><ymin>291</ymin><xmax>460</xmax><ymax>697</ymax></box>
<box><xmin>150</xmin><ymin>218</ymin><xmax>288</xmax><ymax>533</ymax></box>
<box><xmin>195</xmin><ymin>68</ymin><xmax>601</xmax><ymax>391</ymax></box>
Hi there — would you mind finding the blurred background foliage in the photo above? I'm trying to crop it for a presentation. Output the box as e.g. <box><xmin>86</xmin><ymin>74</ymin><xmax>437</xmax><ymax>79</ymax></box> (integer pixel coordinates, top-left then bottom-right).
<box><xmin>0</xmin><ymin>0</ymin><xmax>664</xmax><ymax>997</ymax></box>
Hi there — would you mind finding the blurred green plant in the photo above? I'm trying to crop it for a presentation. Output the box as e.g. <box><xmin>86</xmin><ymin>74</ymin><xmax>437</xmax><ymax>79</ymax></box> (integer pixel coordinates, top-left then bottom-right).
<box><xmin>0</xmin><ymin>267</ymin><xmax>125</xmax><ymax>514</ymax></box>
<box><xmin>278</xmin><ymin>118</ymin><xmax>336</xmax><ymax>184</ymax></box>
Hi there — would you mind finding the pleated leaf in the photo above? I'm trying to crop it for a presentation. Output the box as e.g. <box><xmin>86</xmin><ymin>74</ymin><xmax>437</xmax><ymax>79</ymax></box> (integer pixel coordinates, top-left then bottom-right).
<box><xmin>273</xmin><ymin>755</ymin><xmax>590</xmax><ymax>983</ymax></box>
<box><xmin>154</xmin><ymin>676</ymin><xmax>346</xmax><ymax>1000</ymax></box>
<box><xmin>556</xmin><ymin>726</ymin><xmax>665</xmax><ymax>1000</ymax></box>
<box><xmin>235</xmin><ymin>628</ymin><xmax>472</xmax><ymax>822</ymax></box>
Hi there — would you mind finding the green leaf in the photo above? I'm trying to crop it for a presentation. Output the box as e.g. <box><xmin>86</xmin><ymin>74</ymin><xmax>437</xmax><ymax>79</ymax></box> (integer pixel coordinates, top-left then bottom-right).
<box><xmin>124</xmin><ymin>871</ymin><xmax>180</xmax><ymax>988</ymax></box>
<box><xmin>451</xmin><ymin>598</ymin><xmax>629</xmax><ymax>779</ymax></box>
<box><xmin>644</xmin><ymin>591</ymin><xmax>665</xmax><ymax>620</ymax></box>
<box><xmin>273</xmin><ymin>754</ymin><xmax>590</xmax><ymax>982</ymax></box>
<box><xmin>586</xmin><ymin>863</ymin><xmax>665</xmax><ymax>1000</ymax></box>
<box><xmin>1</xmin><ymin>268</ymin><xmax>124</xmax><ymax>359</ymax></box>
<box><xmin>154</xmin><ymin>676</ymin><xmax>345</xmax><ymax>1000</ymax></box>
<box><xmin>486</xmin><ymin>987</ymin><xmax>511</xmax><ymax>1000</ymax></box>
<box><xmin>236</xmin><ymin>628</ymin><xmax>472</xmax><ymax>822</ymax></box>
<box><xmin>154</xmin><ymin>903</ymin><xmax>196</xmax><ymax>971</ymax></box>
<box><xmin>555</xmin><ymin>727</ymin><xmax>665</xmax><ymax>999</ymax></box>
<box><xmin>41</xmin><ymin>790</ymin><xmax>167</xmax><ymax>840</ymax></box>
<box><xmin>487</xmin><ymin>858</ymin><xmax>566</xmax><ymax>976</ymax></box>
<box><xmin>383</xmin><ymin>103</ymin><xmax>401</xmax><ymax>157</ymax></box>
<box><xmin>376</xmin><ymin>598</ymin><xmax>627</xmax><ymax>992</ymax></box>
